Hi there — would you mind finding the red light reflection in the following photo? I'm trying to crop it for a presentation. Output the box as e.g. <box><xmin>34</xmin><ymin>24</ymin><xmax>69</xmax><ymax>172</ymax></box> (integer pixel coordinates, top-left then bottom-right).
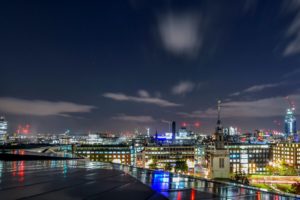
<box><xmin>177</xmin><ymin>191</ymin><xmax>182</xmax><ymax>200</ymax></box>
<box><xmin>257</xmin><ymin>191</ymin><xmax>261</xmax><ymax>200</ymax></box>
<box><xmin>190</xmin><ymin>189</ymin><xmax>195</xmax><ymax>200</ymax></box>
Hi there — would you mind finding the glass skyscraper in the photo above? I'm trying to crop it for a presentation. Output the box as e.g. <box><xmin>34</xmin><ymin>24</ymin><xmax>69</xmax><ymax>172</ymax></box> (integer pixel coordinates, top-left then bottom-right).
<box><xmin>284</xmin><ymin>108</ymin><xmax>297</xmax><ymax>141</ymax></box>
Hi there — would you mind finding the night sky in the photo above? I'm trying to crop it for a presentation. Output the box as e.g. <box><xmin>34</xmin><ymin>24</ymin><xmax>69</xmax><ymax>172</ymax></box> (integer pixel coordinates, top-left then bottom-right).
<box><xmin>0</xmin><ymin>0</ymin><xmax>300</xmax><ymax>135</ymax></box>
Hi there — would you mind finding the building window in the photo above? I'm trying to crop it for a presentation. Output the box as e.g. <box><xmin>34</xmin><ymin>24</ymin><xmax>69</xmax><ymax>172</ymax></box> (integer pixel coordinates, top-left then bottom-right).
<box><xmin>219</xmin><ymin>158</ymin><xmax>225</xmax><ymax>168</ymax></box>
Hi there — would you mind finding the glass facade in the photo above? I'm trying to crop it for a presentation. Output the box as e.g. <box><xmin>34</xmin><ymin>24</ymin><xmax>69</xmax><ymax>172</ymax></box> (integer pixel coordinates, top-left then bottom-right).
<box><xmin>284</xmin><ymin>108</ymin><xmax>297</xmax><ymax>140</ymax></box>
<box><xmin>227</xmin><ymin>144</ymin><xmax>271</xmax><ymax>174</ymax></box>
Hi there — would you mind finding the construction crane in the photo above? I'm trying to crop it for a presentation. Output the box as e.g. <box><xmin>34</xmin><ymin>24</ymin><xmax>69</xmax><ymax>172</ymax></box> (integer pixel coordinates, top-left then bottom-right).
<box><xmin>161</xmin><ymin>120</ymin><xmax>171</xmax><ymax>132</ymax></box>
<box><xmin>285</xmin><ymin>96</ymin><xmax>296</xmax><ymax>111</ymax></box>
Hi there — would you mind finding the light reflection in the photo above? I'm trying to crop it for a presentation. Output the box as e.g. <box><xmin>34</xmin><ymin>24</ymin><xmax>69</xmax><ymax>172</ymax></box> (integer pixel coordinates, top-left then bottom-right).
<box><xmin>18</xmin><ymin>161</ymin><xmax>25</xmax><ymax>182</ymax></box>
<box><xmin>257</xmin><ymin>191</ymin><xmax>261</xmax><ymax>200</ymax></box>
<box><xmin>152</xmin><ymin>171</ymin><xmax>170</xmax><ymax>191</ymax></box>
<box><xmin>0</xmin><ymin>160</ymin><xmax>295</xmax><ymax>200</ymax></box>
<box><xmin>190</xmin><ymin>189</ymin><xmax>195</xmax><ymax>200</ymax></box>
<box><xmin>63</xmin><ymin>161</ymin><xmax>68</xmax><ymax>177</ymax></box>
<box><xmin>0</xmin><ymin>161</ymin><xmax>3</xmax><ymax>183</ymax></box>
<box><xmin>12</xmin><ymin>161</ymin><xmax>17</xmax><ymax>176</ymax></box>
<box><xmin>177</xmin><ymin>191</ymin><xmax>182</xmax><ymax>200</ymax></box>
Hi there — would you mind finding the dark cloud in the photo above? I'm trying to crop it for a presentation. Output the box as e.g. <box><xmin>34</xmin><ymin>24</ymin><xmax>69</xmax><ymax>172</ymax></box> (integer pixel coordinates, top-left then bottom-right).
<box><xmin>112</xmin><ymin>114</ymin><xmax>155</xmax><ymax>123</ymax></box>
<box><xmin>179</xmin><ymin>94</ymin><xmax>300</xmax><ymax>119</ymax></box>
<box><xmin>0</xmin><ymin>97</ymin><xmax>96</xmax><ymax>117</ymax></box>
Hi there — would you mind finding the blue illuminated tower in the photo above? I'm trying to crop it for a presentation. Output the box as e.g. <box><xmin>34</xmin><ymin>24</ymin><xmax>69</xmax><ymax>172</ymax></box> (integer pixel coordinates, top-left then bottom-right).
<box><xmin>284</xmin><ymin>108</ymin><xmax>297</xmax><ymax>141</ymax></box>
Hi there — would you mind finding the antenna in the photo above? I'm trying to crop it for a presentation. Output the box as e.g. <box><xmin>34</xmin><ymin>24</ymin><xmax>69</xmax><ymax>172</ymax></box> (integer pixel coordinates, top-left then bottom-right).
<box><xmin>217</xmin><ymin>100</ymin><xmax>221</xmax><ymax>123</ymax></box>
<box><xmin>285</xmin><ymin>96</ymin><xmax>296</xmax><ymax>111</ymax></box>
<box><xmin>161</xmin><ymin>120</ymin><xmax>172</xmax><ymax>132</ymax></box>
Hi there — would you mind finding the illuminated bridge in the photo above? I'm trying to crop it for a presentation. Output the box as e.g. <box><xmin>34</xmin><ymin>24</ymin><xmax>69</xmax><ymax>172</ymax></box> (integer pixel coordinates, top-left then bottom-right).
<box><xmin>0</xmin><ymin>160</ymin><xmax>297</xmax><ymax>200</ymax></box>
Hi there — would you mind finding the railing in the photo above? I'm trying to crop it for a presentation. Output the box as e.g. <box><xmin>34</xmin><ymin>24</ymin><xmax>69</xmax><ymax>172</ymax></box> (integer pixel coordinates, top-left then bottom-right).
<box><xmin>109</xmin><ymin>162</ymin><xmax>300</xmax><ymax>198</ymax></box>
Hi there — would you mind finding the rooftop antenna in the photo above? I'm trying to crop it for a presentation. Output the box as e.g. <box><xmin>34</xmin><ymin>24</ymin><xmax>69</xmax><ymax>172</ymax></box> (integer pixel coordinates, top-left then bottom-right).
<box><xmin>161</xmin><ymin>120</ymin><xmax>172</xmax><ymax>132</ymax></box>
<box><xmin>286</xmin><ymin>96</ymin><xmax>296</xmax><ymax>111</ymax></box>
<box><xmin>217</xmin><ymin>100</ymin><xmax>222</xmax><ymax>125</ymax></box>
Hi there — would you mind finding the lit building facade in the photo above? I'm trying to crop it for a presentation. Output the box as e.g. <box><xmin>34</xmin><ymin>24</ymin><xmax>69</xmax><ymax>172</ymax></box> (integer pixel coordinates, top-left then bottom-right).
<box><xmin>0</xmin><ymin>117</ymin><xmax>8</xmax><ymax>144</ymax></box>
<box><xmin>224</xmin><ymin>126</ymin><xmax>239</xmax><ymax>136</ymax></box>
<box><xmin>194</xmin><ymin>145</ymin><xmax>207</xmax><ymax>175</ymax></box>
<box><xmin>272</xmin><ymin>143</ymin><xmax>300</xmax><ymax>169</ymax></box>
<box><xmin>227</xmin><ymin>144</ymin><xmax>271</xmax><ymax>174</ymax></box>
<box><xmin>138</xmin><ymin>145</ymin><xmax>195</xmax><ymax>171</ymax></box>
<box><xmin>74</xmin><ymin>145</ymin><xmax>133</xmax><ymax>165</ymax></box>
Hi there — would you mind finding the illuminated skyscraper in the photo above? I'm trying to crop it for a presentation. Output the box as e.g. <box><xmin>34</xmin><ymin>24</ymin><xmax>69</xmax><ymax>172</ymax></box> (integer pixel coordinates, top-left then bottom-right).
<box><xmin>0</xmin><ymin>116</ymin><xmax>8</xmax><ymax>144</ymax></box>
<box><xmin>284</xmin><ymin>108</ymin><xmax>297</xmax><ymax>141</ymax></box>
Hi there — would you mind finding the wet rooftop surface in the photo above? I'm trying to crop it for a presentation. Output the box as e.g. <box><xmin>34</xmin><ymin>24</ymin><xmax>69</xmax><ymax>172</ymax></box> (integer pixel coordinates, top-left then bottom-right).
<box><xmin>0</xmin><ymin>160</ymin><xmax>297</xmax><ymax>200</ymax></box>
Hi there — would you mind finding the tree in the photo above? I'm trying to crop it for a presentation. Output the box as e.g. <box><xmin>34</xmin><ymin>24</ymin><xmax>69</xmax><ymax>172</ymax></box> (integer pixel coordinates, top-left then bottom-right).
<box><xmin>164</xmin><ymin>162</ymin><xmax>172</xmax><ymax>171</ymax></box>
<box><xmin>266</xmin><ymin>165</ymin><xmax>275</xmax><ymax>175</ymax></box>
<box><xmin>243</xmin><ymin>177</ymin><xmax>250</xmax><ymax>185</ymax></box>
<box><xmin>175</xmin><ymin>160</ymin><xmax>188</xmax><ymax>172</ymax></box>
<box><xmin>266</xmin><ymin>160</ymin><xmax>297</xmax><ymax>176</ymax></box>
<box><xmin>149</xmin><ymin>163</ymin><xmax>157</xmax><ymax>170</ymax></box>
<box><xmin>149</xmin><ymin>159</ymin><xmax>158</xmax><ymax>170</ymax></box>
<box><xmin>234</xmin><ymin>172</ymin><xmax>240</xmax><ymax>182</ymax></box>
<box><xmin>291</xmin><ymin>182</ymin><xmax>300</xmax><ymax>194</ymax></box>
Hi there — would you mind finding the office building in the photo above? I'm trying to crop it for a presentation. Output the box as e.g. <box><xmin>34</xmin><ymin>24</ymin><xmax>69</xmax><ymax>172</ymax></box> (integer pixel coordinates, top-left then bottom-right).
<box><xmin>227</xmin><ymin>144</ymin><xmax>271</xmax><ymax>174</ymax></box>
<box><xmin>272</xmin><ymin>143</ymin><xmax>300</xmax><ymax>169</ymax></box>
<box><xmin>138</xmin><ymin>145</ymin><xmax>195</xmax><ymax>171</ymax></box>
<box><xmin>0</xmin><ymin>117</ymin><xmax>8</xmax><ymax>144</ymax></box>
<box><xmin>74</xmin><ymin>144</ymin><xmax>133</xmax><ymax>165</ymax></box>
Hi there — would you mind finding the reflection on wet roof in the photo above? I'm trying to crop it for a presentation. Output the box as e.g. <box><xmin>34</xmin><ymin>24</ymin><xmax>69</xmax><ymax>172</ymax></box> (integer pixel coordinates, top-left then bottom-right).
<box><xmin>0</xmin><ymin>160</ymin><xmax>297</xmax><ymax>200</ymax></box>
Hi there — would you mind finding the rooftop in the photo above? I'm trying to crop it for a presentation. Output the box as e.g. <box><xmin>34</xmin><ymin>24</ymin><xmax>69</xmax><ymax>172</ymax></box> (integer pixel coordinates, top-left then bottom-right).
<box><xmin>0</xmin><ymin>160</ymin><xmax>297</xmax><ymax>200</ymax></box>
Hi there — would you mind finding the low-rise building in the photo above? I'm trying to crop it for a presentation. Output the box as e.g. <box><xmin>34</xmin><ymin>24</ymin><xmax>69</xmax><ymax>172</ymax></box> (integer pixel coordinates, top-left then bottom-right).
<box><xmin>138</xmin><ymin>145</ymin><xmax>195</xmax><ymax>171</ymax></box>
<box><xmin>272</xmin><ymin>143</ymin><xmax>300</xmax><ymax>168</ymax></box>
<box><xmin>227</xmin><ymin>144</ymin><xmax>271</xmax><ymax>174</ymax></box>
<box><xmin>74</xmin><ymin>144</ymin><xmax>133</xmax><ymax>165</ymax></box>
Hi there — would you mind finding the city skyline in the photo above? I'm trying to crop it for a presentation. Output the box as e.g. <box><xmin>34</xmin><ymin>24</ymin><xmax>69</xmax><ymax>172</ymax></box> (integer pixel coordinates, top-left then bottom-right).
<box><xmin>1</xmin><ymin>0</ymin><xmax>300</xmax><ymax>134</ymax></box>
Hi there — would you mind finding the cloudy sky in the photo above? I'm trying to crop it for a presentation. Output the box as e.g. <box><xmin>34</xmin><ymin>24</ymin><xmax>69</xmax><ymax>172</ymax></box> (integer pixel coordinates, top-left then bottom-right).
<box><xmin>0</xmin><ymin>0</ymin><xmax>300</xmax><ymax>134</ymax></box>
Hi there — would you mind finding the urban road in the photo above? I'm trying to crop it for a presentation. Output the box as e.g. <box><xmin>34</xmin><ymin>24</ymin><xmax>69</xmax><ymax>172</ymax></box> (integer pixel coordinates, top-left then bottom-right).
<box><xmin>0</xmin><ymin>160</ymin><xmax>298</xmax><ymax>200</ymax></box>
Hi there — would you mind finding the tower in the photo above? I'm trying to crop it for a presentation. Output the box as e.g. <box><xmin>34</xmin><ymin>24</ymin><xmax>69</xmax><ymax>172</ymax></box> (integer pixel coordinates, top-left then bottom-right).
<box><xmin>146</xmin><ymin>128</ymin><xmax>150</xmax><ymax>137</ymax></box>
<box><xmin>284</xmin><ymin>108</ymin><xmax>297</xmax><ymax>141</ymax></box>
<box><xmin>207</xmin><ymin>100</ymin><xmax>230</xmax><ymax>179</ymax></box>
<box><xmin>172</xmin><ymin>121</ymin><xmax>176</xmax><ymax>143</ymax></box>
<box><xmin>214</xmin><ymin>100</ymin><xmax>225</xmax><ymax>149</ymax></box>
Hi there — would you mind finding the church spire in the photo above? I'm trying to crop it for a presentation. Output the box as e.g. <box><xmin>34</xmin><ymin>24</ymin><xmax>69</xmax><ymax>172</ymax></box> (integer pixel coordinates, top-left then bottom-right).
<box><xmin>215</xmin><ymin>100</ymin><xmax>224</xmax><ymax>149</ymax></box>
